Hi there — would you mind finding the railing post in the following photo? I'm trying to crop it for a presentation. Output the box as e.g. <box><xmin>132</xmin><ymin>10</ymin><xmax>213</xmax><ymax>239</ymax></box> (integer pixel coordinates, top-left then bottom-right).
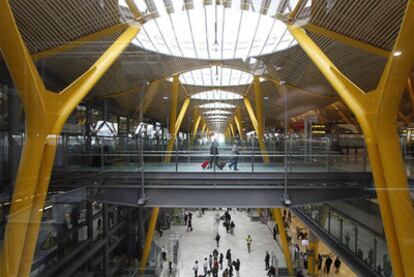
<box><xmin>100</xmin><ymin>140</ymin><xmax>105</xmax><ymax>172</ymax></box>
<box><xmin>175</xmin><ymin>138</ymin><xmax>178</xmax><ymax>172</ymax></box>
<box><xmin>214</xmin><ymin>151</ymin><xmax>216</xmax><ymax>173</ymax></box>
<box><xmin>251</xmin><ymin>138</ymin><xmax>255</xmax><ymax>172</ymax></box>
<box><xmin>363</xmin><ymin>141</ymin><xmax>367</xmax><ymax>172</ymax></box>
<box><xmin>326</xmin><ymin>137</ymin><xmax>331</xmax><ymax>172</ymax></box>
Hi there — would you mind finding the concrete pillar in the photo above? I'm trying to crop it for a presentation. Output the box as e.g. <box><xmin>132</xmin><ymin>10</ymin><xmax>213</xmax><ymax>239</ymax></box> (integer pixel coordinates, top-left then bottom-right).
<box><xmin>7</xmin><ymin>86</ymin><xmax>22</xmax><ymax>190</ymax></box>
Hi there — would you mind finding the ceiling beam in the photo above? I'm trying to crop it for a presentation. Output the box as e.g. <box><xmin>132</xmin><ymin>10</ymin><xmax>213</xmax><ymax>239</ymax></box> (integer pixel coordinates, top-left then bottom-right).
<box><xmin>31</xmin><ymin>23</ymin><xmax>130</xmax><ymax>61</ymax></box>
<box><xmin>303</xmin><ymin>23</ymin><xmax>390</xmax><ymax>58</ymax></box>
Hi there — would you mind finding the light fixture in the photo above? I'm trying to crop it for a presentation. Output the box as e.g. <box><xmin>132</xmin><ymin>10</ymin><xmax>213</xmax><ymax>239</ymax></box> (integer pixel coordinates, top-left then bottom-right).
<box><xmin>393</xmin><ymin>51</ymin><xmax>402</xmax><ymax>57</ymax></box>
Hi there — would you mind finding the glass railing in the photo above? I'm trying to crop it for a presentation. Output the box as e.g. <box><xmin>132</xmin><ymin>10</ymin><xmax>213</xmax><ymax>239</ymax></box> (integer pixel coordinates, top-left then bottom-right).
<box><xmin>63</xmin><ymin>149</ymin><xmax>369</xmax><ymax>174</ymax></box>
<box><xmin>299</xmin><ymin>205</ymin><xmax>392</xmax><ymax>277</ymax></box>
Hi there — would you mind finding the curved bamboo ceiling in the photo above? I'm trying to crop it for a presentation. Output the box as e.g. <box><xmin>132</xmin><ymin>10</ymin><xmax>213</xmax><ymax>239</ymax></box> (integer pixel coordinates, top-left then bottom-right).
<box><xmin>3</xmin><ymin>0</ymin><xmax>410</xmax><ymax>131</ymax></box>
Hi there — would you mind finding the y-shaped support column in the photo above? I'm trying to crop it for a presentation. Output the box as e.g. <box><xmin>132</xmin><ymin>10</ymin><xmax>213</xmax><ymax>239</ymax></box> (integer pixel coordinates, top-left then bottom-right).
<box><xmin>271</xmin><ymin>208</ymin><xmax>294</xmax><ymax>275</ymax></box>
<box><xmin>139</xmin><ymin>207</ymin><xmax>160</xmax><ymax>275</ymax></box>
<box><xmin>0</xmin><ymin>1</ymin><xmax>138</xmax><ymax>275</ymax></box>
<box><xmin>288</xmin><ymin>2</ymin><xmax>414</xmax><ymax>275</ymax></box>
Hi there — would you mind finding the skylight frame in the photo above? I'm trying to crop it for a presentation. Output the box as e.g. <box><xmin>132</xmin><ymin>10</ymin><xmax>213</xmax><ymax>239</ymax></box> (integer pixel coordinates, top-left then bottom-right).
<box><xmin>199</xmin><ymin>102</ymin><xmax>236</xmax><ymax>109</ymax></box>
<box><xmin>191</xmin><ymin>90</ymin><xmax>243</xmax><ymax>100</ymax></box>
<box><xmin>132</xmin><ymin>0</ymin><xmax>298</xmax><ymax>60</ymax></box>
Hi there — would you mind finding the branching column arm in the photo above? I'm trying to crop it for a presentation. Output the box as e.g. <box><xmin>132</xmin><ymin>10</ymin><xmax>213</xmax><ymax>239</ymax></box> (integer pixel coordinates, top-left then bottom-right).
<box><xmin>288</xmin><ymin>1</ymin><xmax>414</xmax><ymax>275</ymax></box>
<box><xmin>0</xmin><ymin>1</ymin><xmax>139</xmax><ymax>275</ymax></box>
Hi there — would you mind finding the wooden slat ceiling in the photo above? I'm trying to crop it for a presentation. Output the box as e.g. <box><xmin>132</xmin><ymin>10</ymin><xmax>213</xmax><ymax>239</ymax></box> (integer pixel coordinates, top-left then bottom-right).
<box><xmin>303</xmin><ymin>0</ymin><xmax>407</xmax><ymax>52</ymax></box>
<box><xmin>3</xmin><ymin>0</ymin><xmax>410</xmax><ymax>129</ymax></box>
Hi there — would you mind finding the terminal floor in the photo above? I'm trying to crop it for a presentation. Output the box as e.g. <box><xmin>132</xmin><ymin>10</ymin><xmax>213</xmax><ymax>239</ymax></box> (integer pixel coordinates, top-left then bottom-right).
<box><xmin>285</xmin><ymin>213</ymin><xmax>358</xmax><ymax>277</ymax></box>
<box><xmin>154</xmin><ymin>210</ymin><xmax>286</xmax><ymax>277</ymax></box>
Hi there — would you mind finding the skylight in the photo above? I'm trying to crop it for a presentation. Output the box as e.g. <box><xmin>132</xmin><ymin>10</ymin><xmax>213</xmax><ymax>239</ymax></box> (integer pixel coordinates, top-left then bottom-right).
<box><xmin>179</xmin><ymin>66</ymin><xmax>253</xmax><ymax>86</ymax></box>
<box><xmin>199</xmin><ymin>102</ymin><xmax>236</xmax><ymax>109</ymax></box>
<box><xmin>191</xmin><ymin>90</ymin><xmax>243</xmax><ymax>100</ymax></box>
<box><xmin>205</xmin><ymin>115</ymin><xmax>229</xmax><ymax>120</ymax></box>
<box><xmin>203</xmin><ymin>110</ymin><xmax>233</xmax><ymax>115</ymax></box>
<box><xmin>132</xmin><ymin>0</ymin><xmax>297</xmax><ymax>60</ymax></box>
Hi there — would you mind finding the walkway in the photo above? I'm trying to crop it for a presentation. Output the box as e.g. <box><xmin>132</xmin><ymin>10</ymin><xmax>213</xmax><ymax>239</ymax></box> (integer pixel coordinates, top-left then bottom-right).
<box><xmin>154</xmin><ymin>210</ymin><xmax>286</xmax><ymax>277</ymax></box>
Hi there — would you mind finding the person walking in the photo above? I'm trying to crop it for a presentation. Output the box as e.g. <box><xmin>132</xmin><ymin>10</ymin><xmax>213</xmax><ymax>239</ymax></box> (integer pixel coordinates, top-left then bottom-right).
<box><xmin>215</xmin><ymin>233</ymin><xmax>221</xmax><ymax>248</ymax></box>
<box><xmin>228</xmin><ymin>142</ymin><xmax>239</xmax><ymax>171</ymax></box>
<box><xmin>267</xmin><ymin>266</ymin><xmax>276</xmax><ymax>277</ymax></box>
<box><xmin>209</xmin><ymin>142</ymin><xmax>222</xmax><ymax>169</ymax></box>
<box><xmin>213</xmin><ymin>249</ymin><xmax>219</xmax><ymax>261</ymax></box>
<box><xmin>226</xmin><ymin>249</ymin><xmax>232</xmax><ymax>267</ymax></box>
<box><xmin>203</xmin><ymin>258</ymin><xmax>209</xmax><ymax>277</ymax></box>
<box><xmin>325</xmin><ymin>256</ymin><xmax>333</xmax><ymax>274</ymax></box>
<box><xmin>192</xmin><ymin>261</ymin><xmax>199</xmax><ymax>277</ymax></box>
<box><xmin>230</xmin><ymin>221</ymin><xmax>235</xmax><ymax>234</ymax></box>
<box><xmin>273</xmin><ymin>224</ymin><xmax>278</xmax><ymax>240</ymax></box>
<box><xmin>212</xmin><ymin>260</ymin><xmax>219</xmax><ymax>277</ymax></box>
<box><xmin>318</xmin><ymin>254</ymin><xmax>323</xmax><ymax>272</ymax></box>
<box><xmin>265</xmin><ymin>251</ymin><xmax>270</xmax><ymax>270</ymax></box>
<box><xmin>245</xmin><ymin>235</ymin><xmax>253</xmax><ymax>253</ymax></box>
<box><xmin>334</xmin><ymin>256</ymin><xmax>341</xmax><ymax>274</ymax></box>
<box><xmin>187</xmin><ymin>218</ymin><xmax>193</xmax><ymax>232</ymax></box>
<box><xmin>219</xmin><ymin>253</ymin><xmax>224</xmax><ymax>269</ymax></box>
<box><xmin>228</xmin><ymin>264</ymin><xmax>234</xmax><ymax>277</ymax></box>
<box><xmin>234</xmin><ymin>259</ymin><xmax>240</xmax><ymax>277</ymax></box>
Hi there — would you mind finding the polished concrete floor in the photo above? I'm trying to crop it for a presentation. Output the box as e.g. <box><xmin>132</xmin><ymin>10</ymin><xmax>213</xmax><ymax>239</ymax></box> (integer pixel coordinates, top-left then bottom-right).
<box><xmin>154</xmin><ymin>210</ymin><xmax>286</xmax><ymax>277</ymax></box>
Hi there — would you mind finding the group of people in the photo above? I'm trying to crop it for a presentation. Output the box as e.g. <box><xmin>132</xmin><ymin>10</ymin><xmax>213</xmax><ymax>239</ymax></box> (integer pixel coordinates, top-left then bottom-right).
<box><xmin>206</xmin><ymin>141</ymin><xmax>239</xmax><ymax>171</ymax></box>
<box><xmin>192</xmin><ymin>248</ymin><xmax>241</xmax><ymax>277</ymax></box>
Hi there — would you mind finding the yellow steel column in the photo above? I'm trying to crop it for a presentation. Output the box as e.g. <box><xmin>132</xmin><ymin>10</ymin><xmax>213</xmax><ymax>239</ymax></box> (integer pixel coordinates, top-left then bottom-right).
<box><xmin>133</xmin><ymin>80</ymin><xmax>163</xmax><ymax>117</ymax></box>
<box><xmin>407</xmin><ymin>77</ymin><xmax>414</xmax><ymax>116</ymax></box>
<box><xmin>164</xmin><ymin>75</ymin><xmax>180</xmax><ymax>161</ymax></box>
<box><xmin>332</xmin><ymin>103</ymin><xmax>352</xmax><ymax>124</ymax></box>
<box><xmin>200</xmin><ymin>122</ymin><xmax>207</xmax><ymax>137</ymax></box>
<box><xmin>190</xmin><ymin>111</ymin><xmax>202</xmax><ymax>145</ymax></box>
<box><xmin>169</xmin><ymin>75</ymin><xmax>180</xmax><ymax>135</ymax></box>
<box><xmin>307</xmin><ymin>232</ymin><xmax>320</xmax><ymax>276</ymax></box>
<box><xmin>271</xmin><ymin>208</ymin><xmax>294</xmax><ymax>275</ymax></box>
<box><xmin>139</xmin><ymin>207</ymin><xmax>160</xmax><ymax>275</ymax></box>
<box><xmin>243</xmin><ymin>96</ymin><xmax>269</xmax><ymax>163</ymax></box>
<box><xmin>288</xmin><ymin>2</ymin><xmax>414</xmax><ymax>274</ymax></box>
<box><xmin>243</xmin><ymin>97</ymin><xmax>259</xmax><ymax>133</ymax></box>
<box><xmin>164</xmin><ymin>98</ymin><xmax>191</xmax><ymax>162</ymax></box>
<box><xmin>398</xmin><ymin>112</ymin><xmax>410</xmax><ymax>125</ymax></box>
<box><xmin>253</xmin><ymin>76</ymin><xmax>265</xmax><ymax>139</ymax></box>
<box><xmin>234</xmin><ymin>113</ymin><xmax>244</xmax><ymax>141</ymax></box>
<box><xmin>0</xmin><ymin>1</ymin><xmax>139</xmax><ymax>274</ymax></box>
<box><xmin>229</xmin><ymin>122</ymin><xmax>236</xmax><ymax>140</ymax></box>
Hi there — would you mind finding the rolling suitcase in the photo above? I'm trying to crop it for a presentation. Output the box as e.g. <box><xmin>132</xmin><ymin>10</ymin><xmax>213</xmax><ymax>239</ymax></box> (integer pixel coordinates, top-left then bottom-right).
<box><xmin>201</xmin><ymin>160</ymin><xmax>209</xmax><ymax>169</ymax></box>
